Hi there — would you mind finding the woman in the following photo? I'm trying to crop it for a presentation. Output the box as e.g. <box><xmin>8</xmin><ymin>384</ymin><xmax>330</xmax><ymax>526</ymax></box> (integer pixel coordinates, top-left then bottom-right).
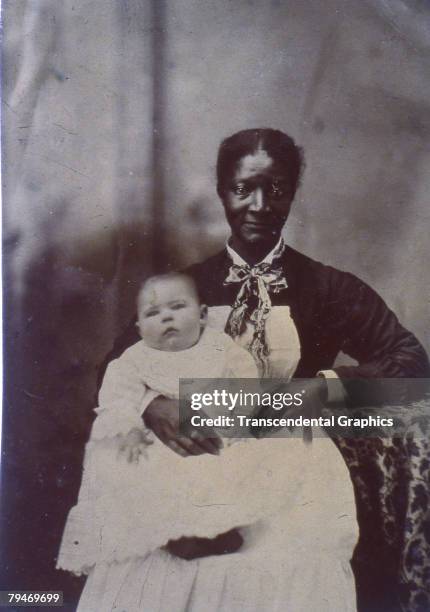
<box><xmin>85</xmin><ymin>128</ymin><xmax>429</xmax><ymax>610</ymax></box>
<box><xmin>143</xmin><ymin>128</ymin><xmax>428</xmax><ymax>455</ymax></box>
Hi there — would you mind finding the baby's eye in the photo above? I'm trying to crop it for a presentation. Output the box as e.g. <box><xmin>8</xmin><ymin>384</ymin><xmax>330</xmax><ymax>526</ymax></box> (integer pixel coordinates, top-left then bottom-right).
<box><xmin>171</xmin><ymin>302</ymin><xmax>186</xmax><ymax>310</ymax></box>
<box><xmin>144</xmin><ymin>309</ymin><xmax>159</xmax><ymax>318</ymax></box>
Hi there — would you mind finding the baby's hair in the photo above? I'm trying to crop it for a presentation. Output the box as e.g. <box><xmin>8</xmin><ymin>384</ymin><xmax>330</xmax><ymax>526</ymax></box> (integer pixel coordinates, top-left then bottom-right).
<box><xmin>137</xmin><ymin>272</ymin><xmax>201</xmax><ymax>305</ymax></box>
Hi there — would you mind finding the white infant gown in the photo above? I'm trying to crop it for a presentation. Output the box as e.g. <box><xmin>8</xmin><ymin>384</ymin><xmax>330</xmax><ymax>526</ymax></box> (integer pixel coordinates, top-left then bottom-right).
<box><xmin>57</xmin><ymin>309</ymin><xmax>359</xmax><ymax>612</ymax></box>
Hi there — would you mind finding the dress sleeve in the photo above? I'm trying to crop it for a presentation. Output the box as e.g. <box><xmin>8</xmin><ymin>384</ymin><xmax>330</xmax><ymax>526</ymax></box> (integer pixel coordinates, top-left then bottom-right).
<box><xmin>324</xmin><ymin>269</ymin><xmax>429</xmax><ymax>404</ymax></box>
<box><xmin>91</xmin><ymin>353</ymin><xmax>156</xmax><ymax>440</ymax></box>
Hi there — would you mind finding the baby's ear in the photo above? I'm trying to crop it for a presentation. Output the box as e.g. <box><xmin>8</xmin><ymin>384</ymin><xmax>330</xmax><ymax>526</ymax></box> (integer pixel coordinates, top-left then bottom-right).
<box><xmin>200</xmin><ymin>304</ymin><xmax>208</xmax><ymax>325</ymax></box>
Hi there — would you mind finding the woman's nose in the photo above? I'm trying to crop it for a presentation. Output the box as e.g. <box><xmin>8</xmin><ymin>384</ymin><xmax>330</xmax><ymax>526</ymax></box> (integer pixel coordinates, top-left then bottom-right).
<box><xmin>249</xmin><ymin>187</ymin><xmax>266</xmax><ymax>212</ymax></box>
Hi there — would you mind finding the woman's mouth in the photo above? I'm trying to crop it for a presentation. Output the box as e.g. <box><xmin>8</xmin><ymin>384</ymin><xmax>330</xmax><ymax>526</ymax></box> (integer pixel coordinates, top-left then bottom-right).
<box><xmin>243</xmin><ymin>221</ymin><xmax>273</xmax><ymax>230</ymax></box>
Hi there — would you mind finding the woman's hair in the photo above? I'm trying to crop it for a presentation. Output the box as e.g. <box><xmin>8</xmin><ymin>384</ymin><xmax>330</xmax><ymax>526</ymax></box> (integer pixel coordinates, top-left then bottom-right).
<box><xmin>216</xmin><ymin>128</ymin><xmax>304</xmax><ymax>197</ymax></box>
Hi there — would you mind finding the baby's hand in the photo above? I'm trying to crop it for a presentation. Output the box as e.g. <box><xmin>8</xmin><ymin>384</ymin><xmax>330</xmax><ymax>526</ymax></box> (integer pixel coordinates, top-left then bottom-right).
<box><xmin>119</xmin><ymin>427</ymin><xmax>153</xmax><ymax>463</ymax></box>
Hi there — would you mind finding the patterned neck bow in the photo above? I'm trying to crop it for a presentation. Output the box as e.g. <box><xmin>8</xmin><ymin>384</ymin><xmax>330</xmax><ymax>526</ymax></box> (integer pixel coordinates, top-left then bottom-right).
<box><xmin>224</xmin><ymin>243</ymin><xmax>288</xmax><ymax>377</ymax></box>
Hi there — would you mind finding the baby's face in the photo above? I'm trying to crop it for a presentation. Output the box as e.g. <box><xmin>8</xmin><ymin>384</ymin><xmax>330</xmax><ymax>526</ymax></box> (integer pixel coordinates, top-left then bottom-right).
<box><xmin>137</xmin><ymin>277</ymin><xmax>205</xmax><ymax>351</ymax></box>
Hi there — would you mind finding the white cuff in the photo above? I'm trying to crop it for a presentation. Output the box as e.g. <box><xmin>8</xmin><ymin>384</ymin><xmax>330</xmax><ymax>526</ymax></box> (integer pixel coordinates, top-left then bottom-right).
<box><xmin>317</xmin><ymin>370</ymin><xmax>347</xmax><ymax>404</ymax></box>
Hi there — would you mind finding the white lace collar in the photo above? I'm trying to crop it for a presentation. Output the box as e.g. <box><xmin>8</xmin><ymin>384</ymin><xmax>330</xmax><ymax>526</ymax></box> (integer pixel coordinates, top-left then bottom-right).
<box><xmin>226</xmin><ymin>237</ymin><xmax>285</xmax><ymax>267</ymax></box>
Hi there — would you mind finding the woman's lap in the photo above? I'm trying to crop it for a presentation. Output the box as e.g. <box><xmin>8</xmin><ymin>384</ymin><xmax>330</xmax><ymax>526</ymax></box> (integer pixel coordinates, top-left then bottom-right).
<box><xmin>75</xmin><ymin>435</ymin><xmax>358</xmax><ymax>611</ymax></box>
<box><xmin>78</xmin><ymin>542</ymin><xmax>357</xmax><ymax>612</ymax></box>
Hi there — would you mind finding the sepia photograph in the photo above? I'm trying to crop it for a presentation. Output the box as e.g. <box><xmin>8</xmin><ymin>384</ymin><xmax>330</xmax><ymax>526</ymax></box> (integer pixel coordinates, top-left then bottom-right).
<box><xmin>2</xmin><ymin>1</ymin><xmax>430</xmax><ymax>611</ymax></box>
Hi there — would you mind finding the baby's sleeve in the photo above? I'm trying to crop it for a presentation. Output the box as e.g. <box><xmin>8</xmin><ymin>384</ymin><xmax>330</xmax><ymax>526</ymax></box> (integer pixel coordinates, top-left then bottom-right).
<box><xmin>91</xmin><ymin>353</ymin><xmax>158</xmax><ymax>441</ymax></box>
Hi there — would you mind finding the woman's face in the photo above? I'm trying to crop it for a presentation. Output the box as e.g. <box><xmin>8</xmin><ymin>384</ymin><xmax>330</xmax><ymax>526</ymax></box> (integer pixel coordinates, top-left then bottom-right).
<box><xmin>221</xmin><ymin>148</ymin><xmax>294</xmax><ymax>252</ymax></box>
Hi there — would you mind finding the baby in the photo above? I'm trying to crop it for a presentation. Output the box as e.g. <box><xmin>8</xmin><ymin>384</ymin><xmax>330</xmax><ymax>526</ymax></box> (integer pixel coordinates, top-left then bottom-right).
<box><xmin>119</xmin><ymin>271</ymin><xmax>253</xmax><ymax>460</ymax></box>
<box><xmin>57</xmin><ymin>272</ymin><xmax>260</xmax><ymax>574</ymax></box>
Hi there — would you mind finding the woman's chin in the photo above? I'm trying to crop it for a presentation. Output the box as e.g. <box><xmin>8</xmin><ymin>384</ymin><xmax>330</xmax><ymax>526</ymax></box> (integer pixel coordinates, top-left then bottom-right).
<box><xmin>241</xmin><ymin>228</ymin><xmax>280</xmax><ymax>248</ymax></box>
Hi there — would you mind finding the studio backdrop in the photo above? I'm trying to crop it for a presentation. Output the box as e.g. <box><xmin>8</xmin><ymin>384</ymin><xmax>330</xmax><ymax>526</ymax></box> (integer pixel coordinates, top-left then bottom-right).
<box><xmin>2</xmin><ymin>0</ymin><xmax>429</xmax><ymax>608</ymax></box>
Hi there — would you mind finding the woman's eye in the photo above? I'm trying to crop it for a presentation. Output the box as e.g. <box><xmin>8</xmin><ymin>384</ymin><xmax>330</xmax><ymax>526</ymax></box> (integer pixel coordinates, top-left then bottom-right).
<box><xmin>270</xmin><ymin>183</ymin><xmax>284</xmax><ymax>197</ymax></box>
<box><xmin>233</xmin><ymin>184</ymin><xmax>249</xmax><ymax>196</ymax></box>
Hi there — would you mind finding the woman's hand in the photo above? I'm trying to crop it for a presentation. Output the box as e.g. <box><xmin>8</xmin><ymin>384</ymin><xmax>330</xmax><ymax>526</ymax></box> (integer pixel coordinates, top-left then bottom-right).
<box><xmin>143</xmin><ymin>396</ymin><xmax>223</xmax><ymax>457</ymax></box>
<box><xmin>250</xmin><ymin>377</ymin><xmax>328</xmax><ymax>441</ymax></box>
<box><xmin>163</xmin><ymin>528</ymin><xmax>244</xmax><ymax>560</ymax></box>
